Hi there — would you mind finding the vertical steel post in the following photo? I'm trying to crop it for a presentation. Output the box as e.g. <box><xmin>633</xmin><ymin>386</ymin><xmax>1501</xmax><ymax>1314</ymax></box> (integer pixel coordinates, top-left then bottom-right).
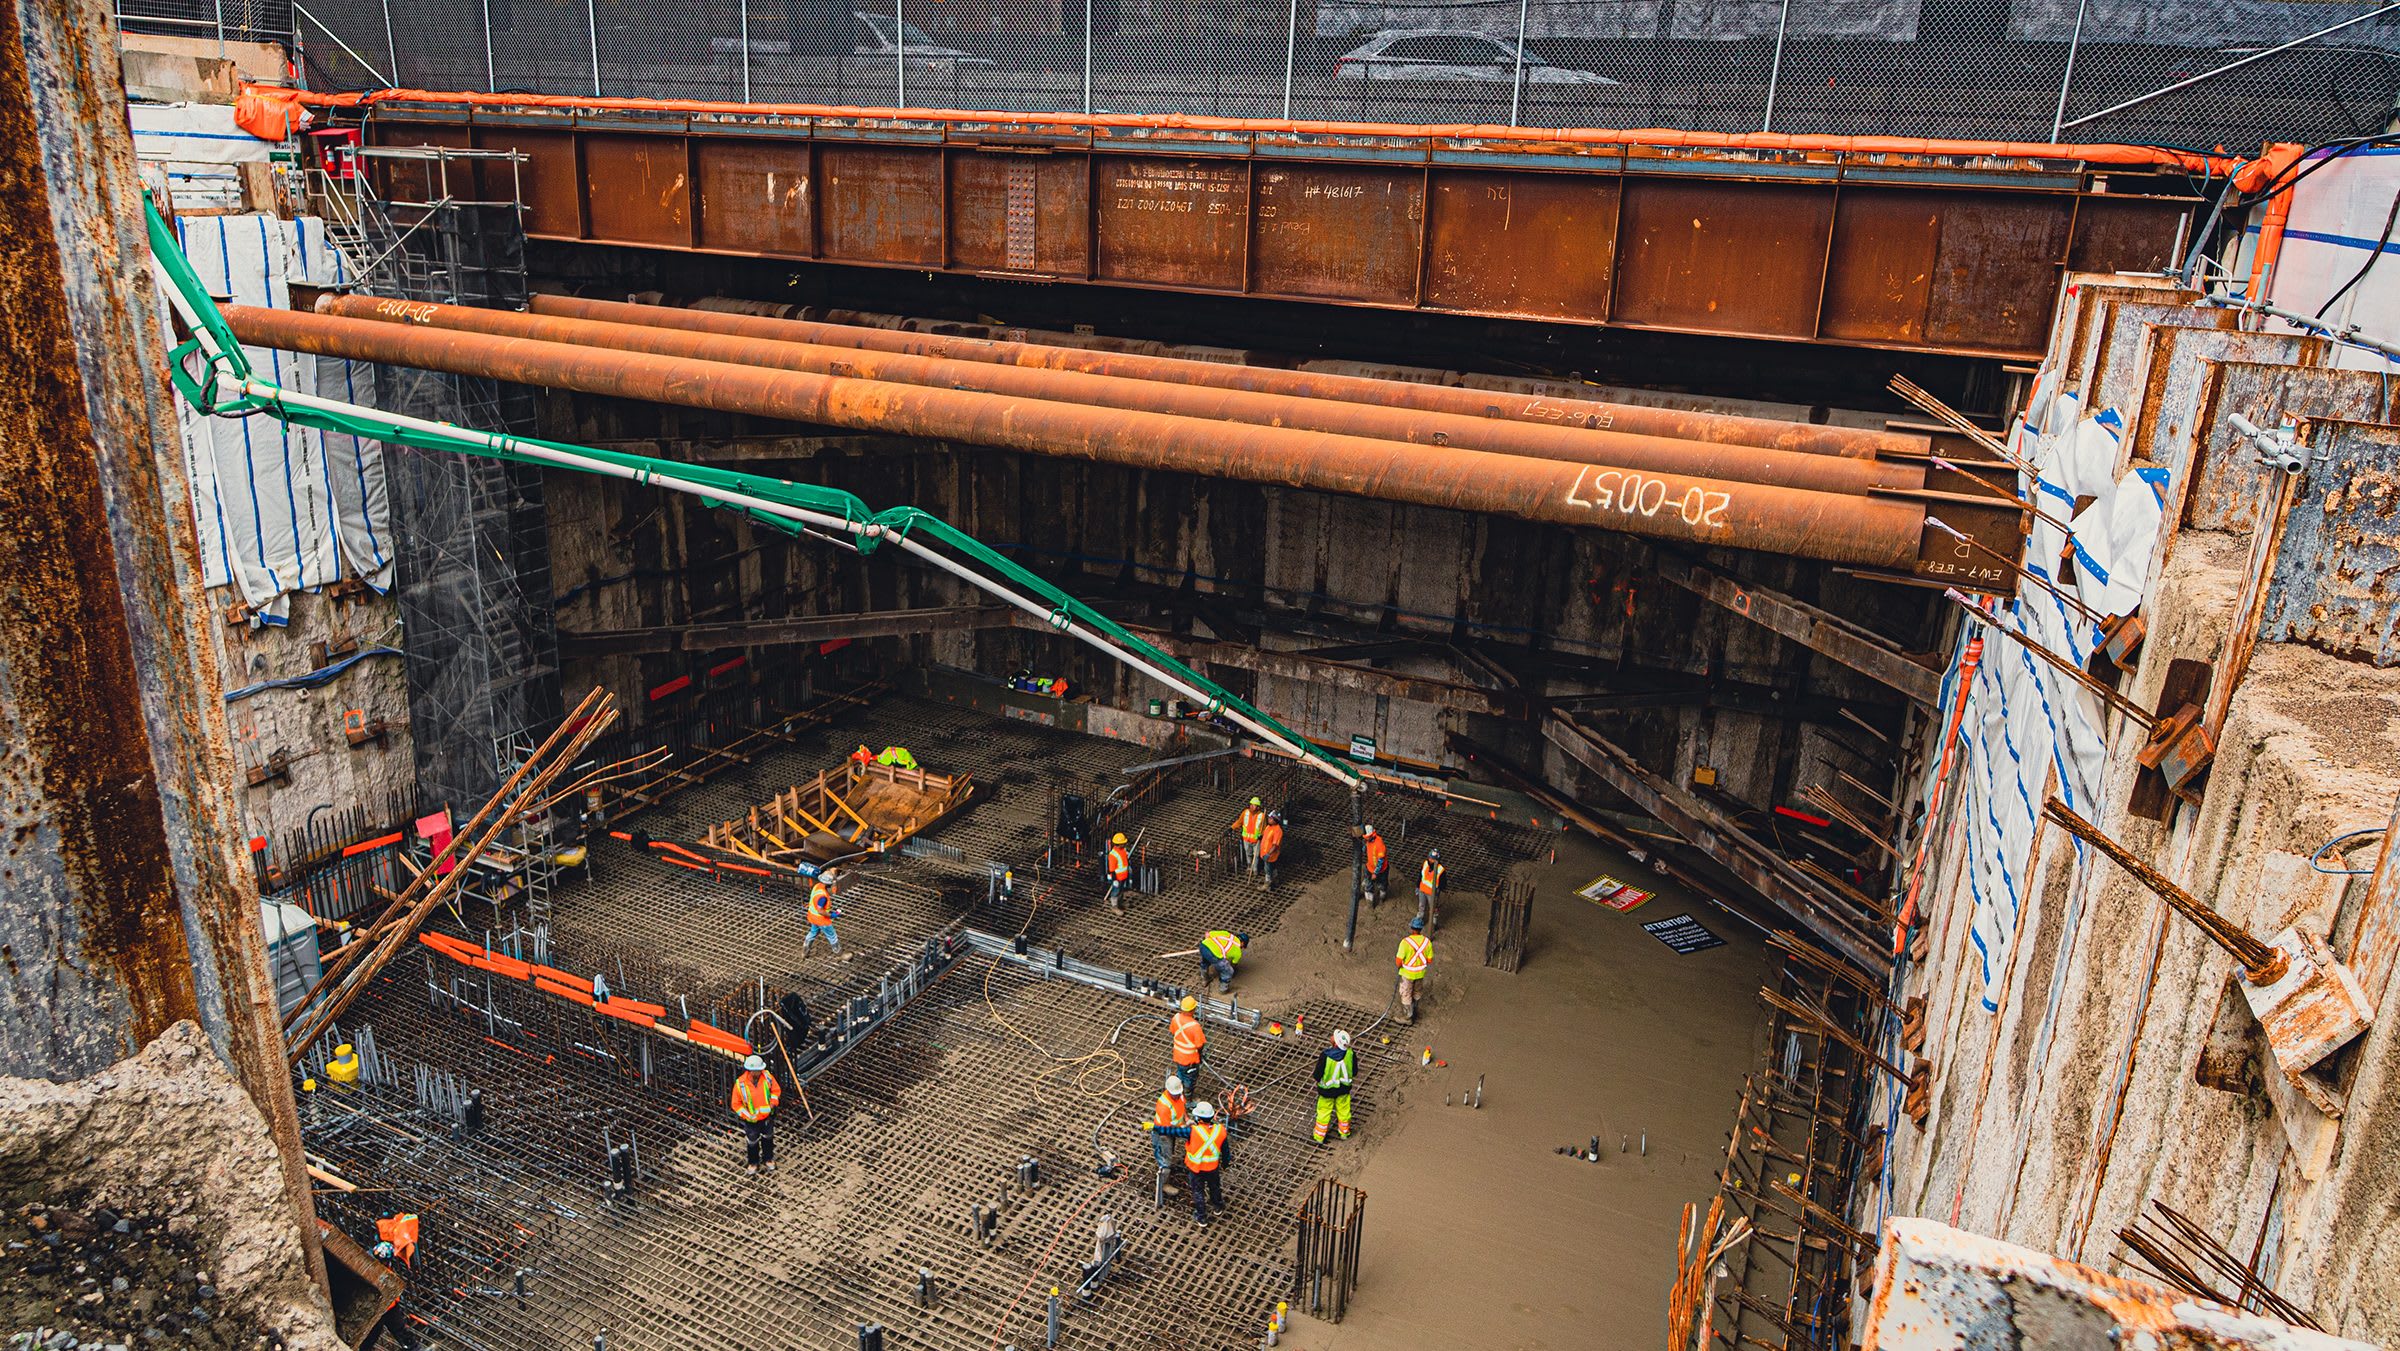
<box><xmin>381</xmin><ymin>0</ymin><xmax>398</xmax><ymax>91</ymax></box>
<box><xmin>587</xmin><ymin>0</ymin><xmax>601</xmax><ymax>95</ymax></box>
<box><xmin>212</xmin><ymin>0</ymin><xmax>224</xmax><ymax>52</ymax></box>
<box><xmin>739</xmin><ymin>0</ymin><xmax>752</xmax><ymax>100</ymax></box>
<box><xmin>1344</xmin><ymin>785</ymin><xmax>1364</xmax><ymax>950</ymax></box>
<box><xmin>480</xmin><ymin>0</ymin><xmax>494</xmax><ymax>90</ymax></box>
<box><xmin>894</xmin><ymin>0</ymin><xmax>907</xmax><ymax>105</ymax></box>
<box><xmin>1760</xmin><ymin>0</ymin><xmax>1790</xmax><ymax>131</ymax></box>
<box><xmin>2050</xmin><ymin>0</ymin><xmax>2090</xmax><ymax>141</ymax></box>
<box><xmin>1082</xmin><ymin>0</ymin><xmax>1092</xmax><ymax>112</ymax></box>
<box><xmin>1507</xmin><ymin>0</ymin><xmax>1530</xmax><ymax>125</ymax></box>
<box><xmin>2</xmin><ymin>0</ymin><xmax>322</xmax><ymax>1286</ymax></box>
<box><xmin>1281</xmin><ymin>0</ymin><xmax>1298</xmax><ymax>119</ymax></box>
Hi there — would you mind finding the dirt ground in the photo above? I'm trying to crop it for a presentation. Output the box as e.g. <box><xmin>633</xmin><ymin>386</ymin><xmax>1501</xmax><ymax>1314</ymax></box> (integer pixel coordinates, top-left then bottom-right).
<box><xmin>1224</xmin><ymin>827</ymin><xmax>1774</xmax><ymax>1351</ymax></box>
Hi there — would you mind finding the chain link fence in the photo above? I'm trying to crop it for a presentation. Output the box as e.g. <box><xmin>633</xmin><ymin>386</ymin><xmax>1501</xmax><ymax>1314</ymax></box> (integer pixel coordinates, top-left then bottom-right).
<box><xmin>145</xmin><ymin>0</ymin><xmax>2400</xmax><ymax>149</ymax></box>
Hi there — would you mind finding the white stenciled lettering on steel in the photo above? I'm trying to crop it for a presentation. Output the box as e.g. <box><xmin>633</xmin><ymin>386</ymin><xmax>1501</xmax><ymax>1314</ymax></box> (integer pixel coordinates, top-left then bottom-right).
<box><xmin>1566</xmin><ymin>468</ymin><xmax>1731</xmax><ymax>530</ymax></box>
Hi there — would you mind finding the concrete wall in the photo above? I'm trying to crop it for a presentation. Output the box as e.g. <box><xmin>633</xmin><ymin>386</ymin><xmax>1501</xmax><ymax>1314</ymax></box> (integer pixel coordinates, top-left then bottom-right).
<box><xmin>1871</xmin><ymin>275</ymin><xmax>2400</xmax><ymax>1344</ymax></box>
<box><xmin>205</xmin><ymin>586</ymin><xmax>418</xmax><ymax>858</ymax></box>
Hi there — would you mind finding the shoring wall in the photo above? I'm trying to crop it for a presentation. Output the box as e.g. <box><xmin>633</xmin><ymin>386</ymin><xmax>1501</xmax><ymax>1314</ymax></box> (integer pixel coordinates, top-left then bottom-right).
<box><xmin>1863</xmin><ymin>269</ymin><xmax>2400</xmax><ymax>1343</ymax></box>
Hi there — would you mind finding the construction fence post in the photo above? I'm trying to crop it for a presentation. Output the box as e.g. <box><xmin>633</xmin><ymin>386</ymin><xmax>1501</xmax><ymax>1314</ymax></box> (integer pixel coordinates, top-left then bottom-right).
<box><xmin>1344</xmin><ymin>785</ymin><xmax>1364</xmax><ymax>951</ymax></box>
<box><xmin>1507</xmin><ymin>0</ymin><xmax>1529</xmax><ymax>126</ymax></box>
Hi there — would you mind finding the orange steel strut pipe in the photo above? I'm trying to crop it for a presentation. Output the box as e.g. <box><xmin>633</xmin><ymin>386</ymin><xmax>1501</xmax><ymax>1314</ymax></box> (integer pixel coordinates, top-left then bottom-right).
<box><xmin>221</xmin><ymin>304</ymin><xmax>1930</xmax><ymax>569</ymax></box>
<box><xmin>328</xmin><ymin>294</ymin><xmax>1919</xmax><ymax>496</ymax></box>
<box><xmin>527</xmin><ymin>293</ymin><xmax>1921</xmax><ymax>463</ymax></box>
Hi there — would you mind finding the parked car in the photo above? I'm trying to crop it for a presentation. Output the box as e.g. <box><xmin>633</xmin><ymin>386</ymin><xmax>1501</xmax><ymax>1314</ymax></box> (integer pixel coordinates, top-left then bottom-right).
<box><xmin>853</xmin><ymin>12</ymin><xmax>995</xmax><ymax>66</ymax></box>
<box><xmin>1334</xmin><ymin>31</ymin><xmax>1616</xmax><ymax>84</ymax></box>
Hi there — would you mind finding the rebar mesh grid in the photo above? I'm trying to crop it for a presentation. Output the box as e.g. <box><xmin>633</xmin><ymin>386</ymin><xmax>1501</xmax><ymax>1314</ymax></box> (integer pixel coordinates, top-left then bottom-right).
<box><xmin>303</xmin><ymin>691</ymin><xmax>1535</xmax><ymax>1349</ymax></box>
<box><xmin>311</xmin><ymin>952</ymin><xmax>1398</xmax><ymax>1349</ymax></box>
<box><xmin>289</xmin><ymin>0</ymin><xmax>2400</xmax><ymax>153</ymax></box>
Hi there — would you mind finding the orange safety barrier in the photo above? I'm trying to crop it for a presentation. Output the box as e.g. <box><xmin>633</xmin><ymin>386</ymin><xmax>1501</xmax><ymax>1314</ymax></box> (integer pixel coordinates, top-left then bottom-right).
<box><xmin>534</xmin><ymin>976</ymin><xmax>597</xmax><ymax>1006</ymax></box>
<box><xmin>685</xmin><ymin>1022</ymin><xmax>754</xmax><ymax>1056</ymax></box>
<box><xmin>343</xmin><ymin>830</ymin><xmax>406</xmax><ymax>858</ymax></box>
<box><xmin>595</xmin><ymin>1001</ymin><xmax>659</xmax><ymax>1028</ymax></box>
<box><xmin>248</xmin><ymin>83</ymin><xmax>2277</xmax><ymax>185</ymax></box>
<box><xmin>483</xmin><ymin>951</ymin><xmax>533</xmax><ymax>981</ymax></box>
<box><xmin>605</xmin><ymin>995</ymin><xmax>667</xmax><ymax>1018</ymax></box>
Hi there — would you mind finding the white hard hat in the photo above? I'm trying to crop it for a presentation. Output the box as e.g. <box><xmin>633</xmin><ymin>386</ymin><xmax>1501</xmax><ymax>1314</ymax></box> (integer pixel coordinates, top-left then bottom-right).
<box><xmin>1164</xmin><ymin>1073</ymin><xmax>1185</xmax><ymax>1095</ymax></box>
<box><xmin>1332</xmin><ymin>1030</ymin><xmax>1351</xmax><ymax>1050</ymax></box>
<box><xmin>743</xmin><ymin>1054</ymin><xmax>766</xmax><ymax>1072</ymax></box>
<box><xmin>1364</xmin><ymin>825</ymin><xmax>1376</xmax><ymax>835</ymax></box>
<box><xmin>1192</xmin><ymin>1101</ymin><xmax>1215</xmax><ymax>1120</ymax></box>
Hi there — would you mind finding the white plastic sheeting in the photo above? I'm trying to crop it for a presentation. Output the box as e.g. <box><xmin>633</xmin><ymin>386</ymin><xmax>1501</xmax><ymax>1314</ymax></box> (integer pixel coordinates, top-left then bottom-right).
<box><xmin>170</xmin><ymin>213</ymin><xmax>393</xmax><ymax>621</ymax></box>
<box><xmin>1944</xmin><ymin>378</ymin><xmax>2163</xmax><ymax>1010</ymax></box>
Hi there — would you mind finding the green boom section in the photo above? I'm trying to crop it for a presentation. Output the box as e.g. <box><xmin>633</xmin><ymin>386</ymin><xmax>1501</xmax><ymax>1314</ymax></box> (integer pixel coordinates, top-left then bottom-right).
<box><xmin>144</xmin><ymin>192</ymin><xmax>1359</xmax><ymax>784</ymax></box>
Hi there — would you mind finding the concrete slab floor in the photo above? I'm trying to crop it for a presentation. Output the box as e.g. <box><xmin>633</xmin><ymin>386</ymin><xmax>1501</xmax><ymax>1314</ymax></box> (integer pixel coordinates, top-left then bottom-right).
<box><xmin>1262</xmin><ymin>832</ymin><xmax>1778</xmax><ymax>1351</ymax></box>
<box><xmin>306</xmin><ymin>696</ymin><xmax>1770</xmax><ymax>1349</ymax></box>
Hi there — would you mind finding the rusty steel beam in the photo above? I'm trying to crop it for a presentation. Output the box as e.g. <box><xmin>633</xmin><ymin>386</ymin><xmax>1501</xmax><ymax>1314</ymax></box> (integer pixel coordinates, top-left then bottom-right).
<box><xmin>3</xmin><ymin>0</ymin><xmax>321</xmax><ymax>1281</ymax></box>
<box><xmin>560</xmin><ymin>604</ymin><xmax>1018</xmax><ymax>656</ymax></box>
<box><xmin>1122</xmin><ymin>626</ymin><xmax>1518</xmax><ymax>718</ymax></box>
<box><xmin>1642</xmin><ymin>549</ymin><xmax>1943</xmax><ymax>706</ymax></box>
<box><xmin>1542</xmin><ymin>714</ymin><xmax>1883</xmax><ymax>971</ymax></box>
<box><xmin>222</xmin><ymin>305</ymin><xmax>1935</xmax><ymax>569</ymax></box>
<box><xmin>529</xmin><ymin>295</ymin><xmax>1925</xmax><ymax>462</ymax></box>
<box><xmin>363</xmin><ymin>106</ymin><xmax>2196</xmax><ymax>361</ymax></box>
<box><xmin>330</xmin><ymin>295</ymin><xmax>1919</xmax><ymax>496</ymax></box>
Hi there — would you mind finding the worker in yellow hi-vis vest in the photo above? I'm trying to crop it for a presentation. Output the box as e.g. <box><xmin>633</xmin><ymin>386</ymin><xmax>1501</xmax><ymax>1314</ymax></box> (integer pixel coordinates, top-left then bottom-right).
<box><xmin>1396</xmin><ymin>916</ymin><xmax>1432</xmax><ymax>1025</ymax></box>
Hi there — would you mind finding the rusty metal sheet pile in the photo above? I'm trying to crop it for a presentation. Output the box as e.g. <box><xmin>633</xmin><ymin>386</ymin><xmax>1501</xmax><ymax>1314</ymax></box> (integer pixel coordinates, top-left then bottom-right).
<box><xmin>2263</xmin><ymin>419</ymin><xmax>2400</xmax><ymax>667</ymax></box>
<box><xmin>362</xmin><ymin>105</ymin><xmax>2195</xmax><ymax>360</ymax></box>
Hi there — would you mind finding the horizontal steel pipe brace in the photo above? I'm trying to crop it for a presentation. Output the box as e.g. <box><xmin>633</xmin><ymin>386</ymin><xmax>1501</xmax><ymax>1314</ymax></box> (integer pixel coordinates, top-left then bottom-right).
<box><xmin>960</xmin><ymin>930</ymin><xmax>1265</xmax><ymax>1033</ymax></box>
<box><xmin>225</xmin><ymin>306</ymin><xmax>1930</xmax><ymax>569</ymax></box>
<box><xmin>335</xmin><ymin>295</ymin><xmax>1915</xmax><ymax>495</ymax></box>
<box><xmin>533</xmin><ymin>294</ymin><xmax>1924</xmax><ymax>462</ymax></box>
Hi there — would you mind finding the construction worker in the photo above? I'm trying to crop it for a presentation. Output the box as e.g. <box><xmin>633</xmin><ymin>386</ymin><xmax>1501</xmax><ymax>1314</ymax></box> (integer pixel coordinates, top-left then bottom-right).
<box><xmin>1106</xmin><ymin>831</ymin><xmax>1133</xmax><ymax>912</ymax></box>
<box><xmin>1199</xmin><ymin>930</ymin><xmax>1247</xmax><ymax>993</ymax></box>
<box><xmin>1185</xmin><ymin>1101</ymin><xmax>1228</xmax><ymax>1227</ymax></box>
<box><xmin>731</xmin><ymin>1053</ymin><xmax>782</xmax><ymax>1175</ymax></box>
<box><xmin>1396</xmin><ymin>916</ymin><xmax>1432</xmax><ymax>1024</ymax></box>
<box><xmin>1314</xmin><ymin>1029</ymin><xmax>1356</xmax><ymax>1145</ymax></box>
<box><xmin>1150</xmin><ymin>1072</ymin><xmax>1190</xmax><ymax>1188</ymax></box>
<box><xmin>1362</xmin><ymin>825</ymin><xmax>1388</xmax><ymax>905</ymax></box>
<box><xmin>1258</xmin><ymin>812</ymin><xmax>1285</xmax><ymax>891</ymax></box>
<box><xmin>372</xmin><ymin>1212</ymin><xmax>418</xmax><ymax>1266</ymax></box>
<box><xmin>1169</xmin><ymin>995</ymin><xmax>1206</xmax><ymax>1094</ymax></box>
<box><xmin>875</xmin><ymin>745</ymin><xmax>917</xmax><ymax>770</ymax></box>
<box><xmin>1236</xmin><ymin>797</ymin><xmax>1267</xmax><ymax>874</ymax></box>
<box><xmin>803</xmin><ymin>868</ymin><xmax>842</xmax><ymax>957</ymax></box>
<box><xmin>1416</xmin><ymin>848</ymin><xmax>1445</xmax><ymax>931</ymax></box>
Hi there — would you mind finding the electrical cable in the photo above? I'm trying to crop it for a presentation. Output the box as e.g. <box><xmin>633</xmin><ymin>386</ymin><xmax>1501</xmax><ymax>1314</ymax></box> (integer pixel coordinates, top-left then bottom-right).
<box><xmin>2313</xmin><ymin>184</ymin><xmax>2400</xmax><ymax>320</ymax></box>
<box><xmin>223</xmin><ymin>646</ymin><xmax>405</xmax><ymax>702</ymax></box>
<box><xmin>2310</xmin><ymin>826</ymin><xmax>2389</xmax><ymax>875</ymax></box>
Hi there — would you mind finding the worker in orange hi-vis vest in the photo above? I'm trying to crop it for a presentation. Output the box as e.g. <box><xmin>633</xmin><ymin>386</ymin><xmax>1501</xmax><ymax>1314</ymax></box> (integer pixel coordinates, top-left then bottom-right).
<box><xmin>372</xmin><ymin>1213</ymin><xmax>419</xmax><ymax>1266</ymax></box>
<box><xmin>1185</xmin><ymin>1101</ymin><xmax>1229</xmax><ymax>1227</ymax></box>
<box><xmin>1106</xmin><ymin>831</ymin><xmax>1133</xmax><ymax>912</ymax></box>
<box><xmin>731</xmin><ymin>1053</ymin><xmax>783</xmax><ymax>1176</ymax></box>
<box><xmin>803</xmin><ymin>869</ymin><xmax>844</xmax><ymax>958</ymax></box>
<box><xmin>1362</xmin><ymin>825</ymin><xmax>1389</xmax><ymax>905</ymax></box>
<box><xmin>1258</xmin><ymin>812</ymin><xmax>1286</xmax><ymax>892</ymax></box>
<box><xmin>1416</xmin><ymin>849</ymin><xmax>1445</xmax><ymax>932</ymax></box>
<box><xmin>1169</xmin><ymin>995</ymin><xmax>1207</xmax><ymax>1095</ymax></box>
<box><xmin>1396</xmin><ymin>916</ymin><xmax>1433</xmax><ymax>1025</ymax></box>
<box><xmin>1235</xmin><ymin>797</ymin><xmax>1267</xmax><ymax>874</ymax></box>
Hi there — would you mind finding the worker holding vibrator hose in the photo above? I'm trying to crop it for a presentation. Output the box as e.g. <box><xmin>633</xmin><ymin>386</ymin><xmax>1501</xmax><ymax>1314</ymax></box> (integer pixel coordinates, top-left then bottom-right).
<box><xmin>803</xmin><ymin>868</ymin><xmax>843</xmax><ymax>958</ymax></box>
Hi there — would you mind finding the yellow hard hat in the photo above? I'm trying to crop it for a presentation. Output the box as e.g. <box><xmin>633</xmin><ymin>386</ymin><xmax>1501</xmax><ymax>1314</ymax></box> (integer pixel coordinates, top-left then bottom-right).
<box><xmin>1112</xmin><ymin>833</ymin><xmax>1128</xmax><ymax>844</ymax></box>
<box><xmin>1179</xmin><ymin>996</ymin><xmax>1198</xmax><ymax>1012</ymax></box>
